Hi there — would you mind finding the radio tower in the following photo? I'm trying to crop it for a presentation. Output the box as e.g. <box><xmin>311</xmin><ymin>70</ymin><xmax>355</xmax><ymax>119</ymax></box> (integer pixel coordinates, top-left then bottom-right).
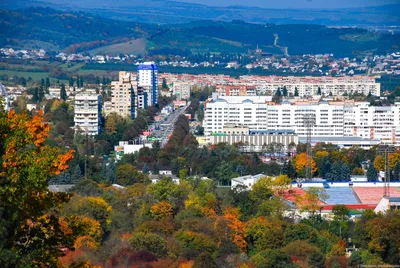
<box><xmin>378</xmin><ymin>145</ymin><xmax>395</xmax><ymax>197</ymax></box>
<box><xmin>303</xmin><ymin>114</ymin><xmax>316</xmax><ymax>181</ymax></box>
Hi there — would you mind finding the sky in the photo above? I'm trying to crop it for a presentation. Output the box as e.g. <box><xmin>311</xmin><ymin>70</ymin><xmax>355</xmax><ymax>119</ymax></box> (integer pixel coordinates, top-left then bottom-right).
<box><xmin>176</xmin><ymin>0</ymin><xmax>399</xmax><ymax>9</ymax></box>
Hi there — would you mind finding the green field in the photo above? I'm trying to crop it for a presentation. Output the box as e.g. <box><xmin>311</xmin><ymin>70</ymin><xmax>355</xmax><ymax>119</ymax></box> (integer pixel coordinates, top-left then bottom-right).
<box><xmin>88</xmin><ymin>38</ymin><xmax>148</xmax><ymax>55</ymax></box>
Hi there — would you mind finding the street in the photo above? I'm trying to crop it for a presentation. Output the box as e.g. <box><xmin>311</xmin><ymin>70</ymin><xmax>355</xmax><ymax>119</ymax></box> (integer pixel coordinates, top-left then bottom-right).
<box><xmin>149</xmin><ymin>104</ymin><xmax>190</xmax><ymax>147</ymax></box>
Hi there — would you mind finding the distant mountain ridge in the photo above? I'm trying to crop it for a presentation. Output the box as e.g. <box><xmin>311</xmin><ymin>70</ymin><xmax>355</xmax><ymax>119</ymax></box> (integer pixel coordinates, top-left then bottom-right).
<box><xmin>1</xmin><ymin>0</ymin><xmax>399</xmax><ymax>25</ymax></box>
<box><xmin>0</xmin><ymin>7</ymin><xmax>398</xmax><ymax>57</ymax></box>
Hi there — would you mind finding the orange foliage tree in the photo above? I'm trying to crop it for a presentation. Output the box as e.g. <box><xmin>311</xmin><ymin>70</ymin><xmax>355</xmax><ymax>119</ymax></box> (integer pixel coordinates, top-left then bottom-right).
<box><xmin>0</xmin><ymin>108</ymin><xmax>76</xmax><ymax>266</ymax></box>
<box><xmin>292</xmin><ymin>152</ymin><xmax>317</xmax><ymax>178</ymax></box>
<box><xmin>223</xmin><ymin>208</ymin><xmax>247</xmax><ymax>252</ymax></box>
<box><xmin>151</xmin><ymin>200</ymin><xmax>174</xmax><ymax>220</ymax></box>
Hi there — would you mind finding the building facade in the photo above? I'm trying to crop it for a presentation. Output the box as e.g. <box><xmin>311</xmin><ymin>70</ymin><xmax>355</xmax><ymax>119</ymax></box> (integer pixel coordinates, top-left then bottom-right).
<box><xmin>74</xmin><ymin>93</ymin><xmax>102</xmax><ymax>135</ymax></box>
<box><xmin>110</xmin><ymin>71</ymin><xmax>136</xmax><ymax>118</ymax></box>
<box><xmin>138</xmin><ymin>62</ymin><xmax>158</xmax><ymax>107</ymax></box>
<box><xmin>203</xmin><ymin>96</ymin><xmax>400</xmax><ymax>145</ymax></box>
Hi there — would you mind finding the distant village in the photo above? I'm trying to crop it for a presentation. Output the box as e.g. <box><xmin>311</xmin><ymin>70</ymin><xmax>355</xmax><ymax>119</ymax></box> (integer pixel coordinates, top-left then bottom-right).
<box><xmin>1</xmin><ymin>47</ymin><xmax>400</xmax><ymax>76</ymax></box>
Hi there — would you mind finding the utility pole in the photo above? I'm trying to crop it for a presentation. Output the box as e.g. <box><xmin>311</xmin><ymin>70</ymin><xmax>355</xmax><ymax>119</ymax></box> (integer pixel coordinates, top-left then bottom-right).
<box><xmin>378</xmin><ymin>144</ymin><xmax>395</xmax><ymax>197</ymax></box>
<box><xmin>85</xmin><ymin>131</ymin><xmax>88</xmax><ymax>180</ymax></box>
<box><xmin>303</xmin><ymin>114</ymin><xmax>316</xmax><ymax>181</ymax></box>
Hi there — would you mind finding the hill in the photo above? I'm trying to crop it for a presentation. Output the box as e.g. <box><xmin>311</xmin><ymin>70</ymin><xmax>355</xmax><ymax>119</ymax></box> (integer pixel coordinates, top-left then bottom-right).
<box><xmin>0</xmin><ymin>7</ymin><xmax>157</xmax><ymax>52</ymax></box>
<box><xmin>0</xmin><ymin>7</ymin><xmax>398</xmax><ymax>57</ymax></box>
<box><xmin>2</xmin><ymin>0</ymin><xmax>400</xmax><ymax>26</ymax></box>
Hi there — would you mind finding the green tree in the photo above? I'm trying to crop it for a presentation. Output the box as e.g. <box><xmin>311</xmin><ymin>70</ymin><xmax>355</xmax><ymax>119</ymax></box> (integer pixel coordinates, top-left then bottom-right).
<box><xmin>348</xmin><ymin>251</ymin><xmax>363</xmax><ymax>267</ymax></box>
<box><xmin>115</xmin><ymin>163</ymin><xmax>143</xmax><ymax>186</ymax></box>
<box><xmin>308</xmin><ymin>251</ymin><xmax>326</xmax><ymax>268</ymax></box>
<box><xmin>45</xmin><ymin>77</ymin><xmax>50</xmax><ymax>90</ymax></box>
<box><xmin>294</xmin><ymin>87</ymin><xmax>299</xmax><ymax>96</ymax></box>
<box><xmin>129</xmin><ymin>232</ymin><xmax>168</xmax><ymax>258</ymax></box>
<box><xmin>71</xmin><ymin>164</ymin><xmax>82</xmax><ymax>182</ymax></box>
<box><xmin>193</xmin><ymin>252</ymin><xmax>218</xmax><ymax>268</ymax></box>
<box><xmin>162</xmin><ymin>78</ymin><xmax>168</xmax><ymax>89</ymax></box>
<box><xmin>282</xmin><ymin>161</ymin><xmax>296</xmax><ymax>179</ymax></box>
<box><xmin>366</xmin><ymin>164</ymin><xmax>378</xmax><ymax>181</ymax></box>
<box><xmin>284</xmin><ymin>223</ymin><xmax>318</xmax><ymax>245</ymax></box>
<box><xmin>317</xmin><ymin>87</ymin><xmax>322</xmax><ymax>95</ymax></box>
<box><xmin>332</xmin><ymin>205</ymin><xmax>350</xmax><ymax>222</ymax></box>
<box><xmin>282</xmin><ymin>86</ymin><xmax>288</xmax><ymax>96</ymax></box>
<box><xmin>60</xmin><ymin>83</ymin><xmax>67</xmax><ymax>101</ymax></box>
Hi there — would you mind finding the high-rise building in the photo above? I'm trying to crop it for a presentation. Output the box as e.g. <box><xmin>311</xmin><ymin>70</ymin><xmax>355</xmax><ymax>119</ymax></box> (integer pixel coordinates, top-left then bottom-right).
<box><xmin>0</xmin><ymin>83</ymin><xmax>9</xmax><ymax>110</ymax></box>
<box><xmin>138</xmin><ymin>62</ymin><xmax>158</xmax><ymax>108</ymax></box>
<box><xmin>74</xmin><ymin>93</ymin><xmax>102</xmax><ymax>135</ymax></box>
<box><xmin>109</xmin><ymin>71</ymin><xmax>136</xmax><ymax>119</ymax></box>
<box><xmin>203</xmin><ymin>96</ymin><xmax>400</xmax><ymax>145</ymax></box>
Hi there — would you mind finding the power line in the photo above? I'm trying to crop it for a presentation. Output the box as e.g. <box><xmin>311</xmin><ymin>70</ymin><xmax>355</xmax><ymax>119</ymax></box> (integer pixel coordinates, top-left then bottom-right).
<box><xmin>303</xmin><ymin>114</ymin><xmax>316</xmax><ymax>181</ymax></box>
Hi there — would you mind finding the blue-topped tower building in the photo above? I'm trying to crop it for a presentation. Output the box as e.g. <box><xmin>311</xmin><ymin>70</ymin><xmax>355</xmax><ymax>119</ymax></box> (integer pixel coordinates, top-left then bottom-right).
<box><xmin>137</xmin><ymin>62</ymin><xmax>158</xmax><ymax>109</ymax></box>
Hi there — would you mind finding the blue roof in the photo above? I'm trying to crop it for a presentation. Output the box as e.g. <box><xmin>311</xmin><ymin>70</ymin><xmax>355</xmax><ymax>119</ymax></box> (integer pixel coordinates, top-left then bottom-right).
<box><xmin>242</xmin><ymin>99</ymin><xmax>253</xmax><ymax>103</ymax></box>
<box><xmin>306</xmin><ymin>187</ymin><xmax>360</xmax><ymax>205</ymax></box>
<box><xmin>138</xmin><ymin>63</ymin><xmax>158</xmax><ymax>71</ymax></box>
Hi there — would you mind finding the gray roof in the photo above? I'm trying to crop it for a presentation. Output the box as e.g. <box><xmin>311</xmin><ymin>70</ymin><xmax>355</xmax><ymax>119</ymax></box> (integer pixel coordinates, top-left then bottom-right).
<box><xmin>231</xmin><ymin>173</ymin><xmax>265</xmax><ymax>184</ymax></box>
<box><xmin>48</xmin><ymin>184</ymin><xmax>75</xmax><ymax>193</ymax></box>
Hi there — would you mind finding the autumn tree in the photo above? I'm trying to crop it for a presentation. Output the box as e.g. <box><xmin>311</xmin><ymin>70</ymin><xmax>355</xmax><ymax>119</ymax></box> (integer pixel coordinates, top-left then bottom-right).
<box><xmin>0</xmin><ymin>109</ymin><xmax>76</xmax><ymax>266</ymax></box>
<box><xmin>295</xmin><ymin>187</ymin><xmax>328</xmax><ymax>217</ymax></box>
<box><xmin>150</xmin><ymin>200</ymin><xmax>174</xmax><ymax>220</ymax></box>
<box><xmin>223</xmin><ymin>208</ymin><xmax>247</xmax><ymax>252</ymax></box>
<box><xmin>292</xmin><ymin>152</ymin><xmax>317</xmax><ymax>178</ymax></box>
<box><xmin>272</xmin><ymin>174</ymin><xmax>292</xmax><ymax>195</ymax></box>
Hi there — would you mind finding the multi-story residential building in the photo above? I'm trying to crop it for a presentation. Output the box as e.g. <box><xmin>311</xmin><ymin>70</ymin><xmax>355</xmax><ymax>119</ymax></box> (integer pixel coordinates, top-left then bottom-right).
<box><xmin>241</xmin><ymin>76</ymin><xmax>381</xmax><ymax>97</ymax></box>
<box><xmin>110</xmin><ymin>71</ymin><xmax>136</xmax><ymax>118</ymax></box>
<box><xmin>160</xmin><ymin>74</ymin><xmax>381</xmax><ymax>97</ymax></box>
<box><xmin>74</xmin><ymin>93</ymin><xmax>102</xmax><ymax>135</ymax></box>
<box><xmin>138</xmin><ymin>62</ymin><xmax>158</xmax><ymax>107</ymax></box>
<box><xmin>203</xmin><ymin>96</ymin><xmax>400</xmax><ymax>145</ymax></box>
<box><xmin>172</xmin><ymin>82</ymin><xmax>191</xmax><ymax>100</ymax></box>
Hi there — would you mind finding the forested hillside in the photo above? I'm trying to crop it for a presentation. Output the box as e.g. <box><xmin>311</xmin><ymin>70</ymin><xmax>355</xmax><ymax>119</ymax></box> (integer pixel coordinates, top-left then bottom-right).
<box><xmin>0</xmin><ymin>7</ymin><xmax>399</xmax><ymax>57</ymax></box>
<box><xmin>0</xmin><ymin>7</ymin><xmax>156</xmax><ymax>52</ymax></box>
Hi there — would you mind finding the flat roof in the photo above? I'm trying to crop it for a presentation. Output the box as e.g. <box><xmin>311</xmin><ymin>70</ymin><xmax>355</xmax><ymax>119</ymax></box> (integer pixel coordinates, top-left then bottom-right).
<box><xmin>299</xmin><ymin>136</ymin><xmax>380</xmax><ymax>143</ymax></box>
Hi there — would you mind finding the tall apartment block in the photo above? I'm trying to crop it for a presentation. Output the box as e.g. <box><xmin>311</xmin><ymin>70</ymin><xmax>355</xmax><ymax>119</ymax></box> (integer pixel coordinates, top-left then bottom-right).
<box><xmin>74</xmin><ymin>93</ymin><xmax>102</xmax><ymax>135</ymax></box>
<box><xmin>110</xmin><ymin>71</ymin><xmax>136</xmax><ymax>118</ymax></box>
<box><xmin>203</xmin><ymin>96</ymin><xmax>400</xmax><ymax>145</ymax></box>
<box><xmin>138</xmin><ymin>62</ymin><xmax>158</xmax><ymax>108</ymax></box>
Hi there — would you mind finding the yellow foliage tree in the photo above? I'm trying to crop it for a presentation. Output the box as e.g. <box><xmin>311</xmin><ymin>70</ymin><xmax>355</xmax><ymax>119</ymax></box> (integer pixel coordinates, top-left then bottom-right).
<box><xmin>72</xmin><ymin>217</ymin><xmax>102</xmax><ymax>250</ymax></box>
<box><xmin>272</xmin><ymin>174</ymin><xmax>292</xmax><ymax>195</ymax></box>
<box><xmin>292</xmin><ymin>152</ymin><xmax>317</xmax><ymax>177</ymax></box>
<box><xmin>374</xmin><ymin>153</ymin><xmax>400</xmax><ymax>171</ymax></box>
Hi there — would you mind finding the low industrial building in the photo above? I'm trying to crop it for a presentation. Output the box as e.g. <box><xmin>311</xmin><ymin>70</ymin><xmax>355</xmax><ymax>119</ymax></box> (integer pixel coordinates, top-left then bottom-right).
<box><xmin>209</xmin><ymin>125</ymin><xmax>298</xmax><ymax>152</ymax></box>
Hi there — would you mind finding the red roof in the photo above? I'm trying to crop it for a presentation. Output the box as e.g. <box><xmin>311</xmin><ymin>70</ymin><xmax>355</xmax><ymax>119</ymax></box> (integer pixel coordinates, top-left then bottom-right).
<box><xmin>353</xmin><ymin>187</ymin><xmax>400</xmax><ymax>204</ymax></box>
<box><xmin>321</xmin><ymin>204</ymin><xmax>376</xmax><ymax>211</ymax></box>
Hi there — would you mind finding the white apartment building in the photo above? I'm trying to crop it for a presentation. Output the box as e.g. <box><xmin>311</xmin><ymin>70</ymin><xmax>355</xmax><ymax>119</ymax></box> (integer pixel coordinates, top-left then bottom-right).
<box><xmin>203</xmin><ymin>96</ymin><xmax>400</xmax><ymax>145</ymax></box>
<box><xmin>74</xmin><ymin>93</ymin><xmax>102</xmax><ymax>135</ymax></box>
<box><xmin>240</xmin><ymin>76</ymin><xmax>381</xmax><ymax>97</ymax></box>
<box><xmin>110</xmin><ymin>71</ymin><xmax>136</xmax><ymax>118</ymax></box>
<box><xmin>138</xmin><ymin>62</ymin><xmax>158</xmax><ymax>107</ymax></box>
